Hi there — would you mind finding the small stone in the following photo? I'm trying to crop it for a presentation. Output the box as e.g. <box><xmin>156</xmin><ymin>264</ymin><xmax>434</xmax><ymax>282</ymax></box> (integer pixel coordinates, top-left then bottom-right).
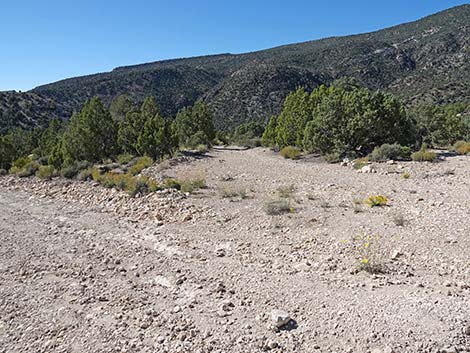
<box><xmin>270</xmin><ymin>309</ymin><xmax>290</xmax><ymax>328</ymax></box>
<box><xmin>464</xmin><ymin>325</ymin><xmax>470</xmax><ymax>335</ymax></box>
<box><xmin>215</xmin><ymin>248</ymin><xmax>226</xmax><ymax>257</ymax></box>
<box><xmin>173</xmin><ymin>305</ymin><xmax>182</xmax><ymax>313</ymax></box>
<box><xmin>157</xmin><ymin>336</ymin><xmax>166</xmax><ymax>344</ymax></box>
<box><xmin>221</xmin><ymin>300</ymin><xmax>235</xmax><ymax>311</ymax></box>
<box><xmin>266</xmin><ymin>340</ymin><xmax>278</xmax><ymax>349</ymax></box>
<box><xmin>391</xmin><ymin>250</ymin><xmax>401</xmax><ymax>260</ymax></box>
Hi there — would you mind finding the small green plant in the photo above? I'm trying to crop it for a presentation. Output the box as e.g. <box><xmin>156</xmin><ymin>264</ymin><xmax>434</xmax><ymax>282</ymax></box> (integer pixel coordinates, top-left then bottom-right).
<box><xmin>264</xmin><ymin>199</ymin><xmax>293</xmax><ymax>215</ymax></box>
<box><xmin>401</xmin><ymin>171</ymin><xmax>410</xmax><ymax>179</ymax></box>
<box><xmin>411</xmin><ymin>144</ymin><xmax>437</xmax><ymax>162</ymax></box>
<box><xmin>280</xmin><ymin>146</ymin><xmax>301</xmax><ymax>159</ymax></box>
<box><xmin>364</xmin><ymin>195</ymin><xmax>387</xmax><ymax>207</ymax></box>
<box><xmin>36</xmin><ymin>165</ymin><xmax>55</xmax><ymax>179</ymax></box>
<box><xmin>452</xmin><ymin>141</ymin><xmax>470</xmax><ymax>155</ymax></box>
<box><xmin>0</xmin><ymin>169</ymin><xmax>7</xmax><ymax>176</ymax></box>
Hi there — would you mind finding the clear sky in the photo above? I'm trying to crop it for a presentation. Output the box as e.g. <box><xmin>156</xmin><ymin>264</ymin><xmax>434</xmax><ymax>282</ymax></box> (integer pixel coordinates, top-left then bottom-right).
<box><xmin>0</xmin><ymin>0</ymin><xmax>468</xmax><ymax>91</ymax></box>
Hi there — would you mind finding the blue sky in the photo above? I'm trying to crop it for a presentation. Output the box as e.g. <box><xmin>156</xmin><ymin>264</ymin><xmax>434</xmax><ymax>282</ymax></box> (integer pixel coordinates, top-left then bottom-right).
<box><xmin>0</xmin><ymin>0</ymin><xmax>468</xmax><ymax>91</ymax></box>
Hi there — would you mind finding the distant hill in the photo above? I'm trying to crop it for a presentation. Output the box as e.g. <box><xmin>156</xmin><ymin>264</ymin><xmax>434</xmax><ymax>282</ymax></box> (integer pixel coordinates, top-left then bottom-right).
<box><xmin>1</xmin><ymin>4</ymin><xmax>469</xmax><ymax>132</ymax></box>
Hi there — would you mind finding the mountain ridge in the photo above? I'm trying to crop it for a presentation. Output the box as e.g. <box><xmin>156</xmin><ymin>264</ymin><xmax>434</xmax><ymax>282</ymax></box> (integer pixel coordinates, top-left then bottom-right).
<box><xmin>1</xmin><ymin>4</ymin><xmax>469</xmax><ymax>133</ymax></box>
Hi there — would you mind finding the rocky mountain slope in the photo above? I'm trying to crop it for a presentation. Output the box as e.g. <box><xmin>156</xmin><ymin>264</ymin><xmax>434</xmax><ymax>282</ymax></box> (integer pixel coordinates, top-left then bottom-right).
<box><xmin>1</xmin><ymin>5</ymin><xmax>469</xmax><ymax>132</ymax></box>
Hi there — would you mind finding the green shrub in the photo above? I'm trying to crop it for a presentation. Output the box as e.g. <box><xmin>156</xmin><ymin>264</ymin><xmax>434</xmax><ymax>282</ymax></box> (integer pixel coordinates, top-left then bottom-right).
<box><xmin>0</xmin><ymin>169</ymin><xmax>7</xmax><ymax>176</ymax></box>
<box><xmin>117</xmin><ymin>153</ymin><xmax>134</xmax><ymax>165</ymax></box>
<box><xmin>61</xmin><ymin>166</ymin><xmax>79</xmax><ymax>179</ymax></box>
<box><xmin>60</xmin><ymin>161</ymin><xmax>90</xmax><ymax>179</ymax></box>
<box><xmin>180</xmin><ymin>178</ymin><xmax>206</xmax><ymax>193</ymax></box>
<box><xmin>164</xmin><ymin>178</ymin><xmax>181</xmax><ymax>190</ymax></box>
<box><xmin>280</xmin><ymin>146</ymin><xmax>301</xmax><ymax>159</ymax></box>
<box><xmin>10</xmin><ymin>159</ymin><xmax>40</xmax><ymax>178</ymax></box>
<box><xmin>148</xmin><ymin>179</ymin><xmax>162</xmax><ymax>192</ymax></box>
<box><xmin>11</xmin><ymin>156</ymin><xmax>32</xmax><ymax>170</ymax></box>
<box><xmin>128</xmin><ymin>156</ymin><xmax>153</xmax><ymax>175</ymax></box>
<box><xmin>364</xmin><ymin>195</ymin><xmax>387</xmax><ymax>208</ymax></box>
<box><xmin>18</xmin><ymin>161</ymin><xmax>40</xmax><ymax>178</ymax></box>
<box><xmin>99</xmin><ymin>173</ymin><xmax>117</xmax><ymax>188</ymax></box>
<box><xmin>77</xmin><ymin>167</ymin><xmax>94</xmax><ymax>181</ymax></box>
<box><xmin>323</xmin><ymin>152</ymin><xmax>342</xmax><ymax>163</ymax></box>
<box><xmin>196</xmin><ymin>144</ymin><xmax>209</xmax><ymax>154</ymax></box>
<box><xmin>368</xmin><ymin>144</ymin><xmax>411</xmax><ymax>162</ymax></box>
<box><xmin>452</xmin><ymin>141</ymin><xmax>470</xmax><ymax>155</ymax></box>
<box><xmin>36</xmin><ymin>165</ymin><xmax>55</xmax><ymax>179</ymax></box>
<box><xmin>126</xmin><ymin>177</ymin><xmax>149</xmax><ymax>197</ymax></box>
<box><xmin>401</xmin><ymin>171</ymin><xmax>410</xmax><ymax>179</ymax></box>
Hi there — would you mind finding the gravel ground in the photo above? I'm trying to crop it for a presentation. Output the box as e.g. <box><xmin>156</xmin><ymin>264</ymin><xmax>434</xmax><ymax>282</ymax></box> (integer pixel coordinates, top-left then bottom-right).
<box><xmin>0</xmin><ymin>147</ymin><xmax>469</xmax><ymax>353</ymax></box>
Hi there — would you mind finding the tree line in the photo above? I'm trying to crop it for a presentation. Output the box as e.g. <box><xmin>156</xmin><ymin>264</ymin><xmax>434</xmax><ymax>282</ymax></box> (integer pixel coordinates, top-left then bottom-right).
<box><xmin>262</xmin><ymin>79</ymin><xmax>469</xmax><ymax>159</ymax></box>
<box><xmin>0</xmin><ymin>96</ymin><xmax>215</xmax><ymax>172</ymax></box>
<box><xmin>1</xmin><ymin>79</ymin><xmax>469</xmax><ymax>174</ymax></box>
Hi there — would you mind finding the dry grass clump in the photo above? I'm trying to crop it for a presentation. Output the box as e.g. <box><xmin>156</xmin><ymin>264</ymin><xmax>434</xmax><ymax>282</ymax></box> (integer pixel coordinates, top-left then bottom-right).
<box><xmin>353</xmin><ymin>157</ymin><xmax>369</xmax><ymax>170</ymax></box>
<box><xmin>411</xmin><ymin>144</ymin><xmax>437</xmax><ymax>162</ymax></box>
<box><xmin>277</xmin><ymin>184</ymin><xmax>296</xmax><ymax>198</ymax></box>
<box><xmin>391</xmin><ymin>213</ymin><xmax>406</xmax><ymax>227</ymax></box>
<box><xmin>344</xmin><ymin>233</ymin><xmax>386</xmax><ymax>274</ymax></box>
<box><xmin>221</xmin><ymin>185</ymin><xmax>248</xmax><ymax>200</ymax></box>
<box><xmin>452</xmin><ymin>141</ymin><xmax>470</xmax><ymax>155</ymax></box>
<box><xmin>83</xmin><ymin>167</ymin><xmax>162</xmax><ymax>197</ymax></box>
<box><xmin>178</xmin><ymin>169</ymin><xmax>207</xmax><ymax>194</ymax></box>
<box><xmin>264</xmin><ymin>199</ymin><xmax>293</xmax><ymax>215</ymax></box>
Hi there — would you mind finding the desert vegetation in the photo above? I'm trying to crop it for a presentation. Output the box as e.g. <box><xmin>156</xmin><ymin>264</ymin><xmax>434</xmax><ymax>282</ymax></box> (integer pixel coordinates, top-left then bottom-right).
<box><xmin>0</xmin><ymin>95</ymin><xmax>215</xmax><ymax>195</ymax></box>
<box><xmin>262</xmin><ymin>79</ymin><xmax>469</xmax><ymax>161</ymax></box>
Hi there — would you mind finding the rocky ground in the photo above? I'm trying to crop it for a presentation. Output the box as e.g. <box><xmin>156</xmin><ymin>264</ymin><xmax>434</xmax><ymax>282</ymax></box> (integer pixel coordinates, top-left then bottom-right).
<box><xmin>0</xmin><ymin>147</ymin><xmax>469</xmax><ymax>353</ymax></box>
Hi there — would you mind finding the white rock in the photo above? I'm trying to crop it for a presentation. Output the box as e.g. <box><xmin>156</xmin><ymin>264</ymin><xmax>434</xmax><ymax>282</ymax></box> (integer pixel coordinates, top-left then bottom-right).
<box><xmin>270</xmin><ymin>309</ymin><xmax>290</xmax><ymax>328</ymax></box>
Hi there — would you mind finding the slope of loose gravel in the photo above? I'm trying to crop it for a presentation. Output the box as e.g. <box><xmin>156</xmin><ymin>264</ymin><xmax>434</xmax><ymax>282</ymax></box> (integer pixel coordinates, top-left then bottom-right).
<box><xmin>0</xmin><ymin>147</ymin><xmax>469</xmax><ymax>353</ymax></box>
